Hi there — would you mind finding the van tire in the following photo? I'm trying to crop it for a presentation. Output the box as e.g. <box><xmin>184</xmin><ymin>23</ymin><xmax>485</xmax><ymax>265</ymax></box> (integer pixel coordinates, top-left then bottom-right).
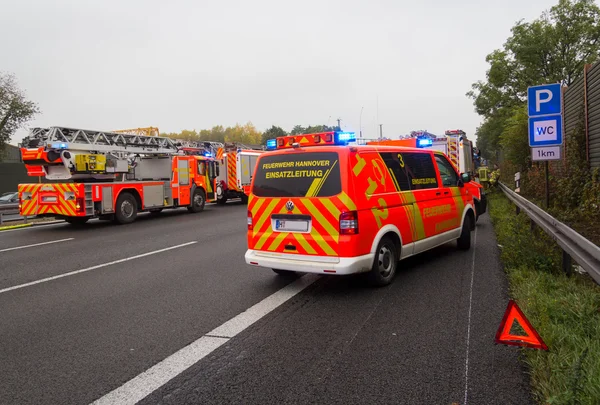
<box><xmin>457</xmin><ymin>214</ymin><xmax>472</xmax><ymax>250</ymax></box>
<box><xmin>367</xmin><ymin>237</ymin><xmax>398</xmax><ymax>287</ymax></box>
<box><xmin>114</xmin><ymin>192</ymin><xmax>138</xmax><ymax>224</ymax></box>
<box><xmin>272</xmin><ymin>269</ymin><xmax>298</xmax><ymax>278</ymax></box>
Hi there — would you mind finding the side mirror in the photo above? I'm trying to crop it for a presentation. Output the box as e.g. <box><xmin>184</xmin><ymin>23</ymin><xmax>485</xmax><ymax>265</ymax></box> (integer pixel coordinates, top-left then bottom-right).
<box><xmin>461</xmin><ymin>173</ymin><xmax>471</xmax><ymax>183</ymax></box>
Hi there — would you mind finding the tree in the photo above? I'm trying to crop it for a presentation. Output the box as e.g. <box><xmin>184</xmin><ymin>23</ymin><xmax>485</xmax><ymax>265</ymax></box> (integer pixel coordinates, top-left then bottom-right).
<box><xmin>290</xmin><ymin>125</ymin><xmax>306</xmax><ymax>135</ymax></box>
<box><xmin>467</xmin><ymin>0</ymin><xmax>600</xmax><ymax>155</ymax></box>
<box><xmin>0</xmin><ymin>73</ymin><xmax>40</xmax><ymax>157</ymax></box>
<box><xmin>261</xmin><ymin>125</ymin><xmax>286</xmax><ymax>145</ymax></box>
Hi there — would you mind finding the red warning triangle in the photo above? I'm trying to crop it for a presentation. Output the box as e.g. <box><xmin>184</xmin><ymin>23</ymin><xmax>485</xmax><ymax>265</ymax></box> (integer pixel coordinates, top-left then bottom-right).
<box><xmin>495</xmin><ymin>300</ymin><xmax>548</xmax><ymax>350</ymax></box>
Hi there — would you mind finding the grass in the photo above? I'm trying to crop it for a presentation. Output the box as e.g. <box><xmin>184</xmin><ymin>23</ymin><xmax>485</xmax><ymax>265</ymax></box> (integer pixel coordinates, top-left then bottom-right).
<box><xmin>488</xmin><ymin>189</ymin><xmax>600</xmax><ymax>405</ymax></box>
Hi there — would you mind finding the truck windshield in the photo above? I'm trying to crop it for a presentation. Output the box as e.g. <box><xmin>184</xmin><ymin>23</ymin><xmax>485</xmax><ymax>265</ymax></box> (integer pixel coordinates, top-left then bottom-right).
<box><xmin>252</xmin><ymin>151</ymin><xmax>341</xmax><ymax>197</ymax></box>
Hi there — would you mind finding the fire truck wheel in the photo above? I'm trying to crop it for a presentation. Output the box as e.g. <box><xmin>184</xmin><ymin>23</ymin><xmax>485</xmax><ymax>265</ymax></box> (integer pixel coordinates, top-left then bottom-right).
<box><xmin>188</xmin><ymin>189</ymin><xmax>206</xmax><ymax>213</ymax></box>
<box><xmin>115</xmin><ymin>192</ymin><xmax>138</xmax><ymax>224</ymax></box>
<box><xmin>367</xmin><ymin>236</ymin><xmax>398</xmax><ymax>287</ymax></box>
<box><xmin>216</xmin><ymin>196</ymin><xmax>227</xmax><ymax>206</ymax></box>
<box><xmin>65</xmin><ymin>217</ymin><xmax>89</xmax><ymax>226</ymax></box>
<box><xmin>240</xmin><ymin>194</ymin><xmax>248</xmax><ymax>204</ymax></box>
<box><xmin>457</xmin><ymin>214</ymin><xmax>472</xmax><ymax>250</ymax></box>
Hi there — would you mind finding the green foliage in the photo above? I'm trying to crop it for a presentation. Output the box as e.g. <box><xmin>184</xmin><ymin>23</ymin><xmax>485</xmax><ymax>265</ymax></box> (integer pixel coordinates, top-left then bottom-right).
<box><xmin>260</xmin><ymin>125</ymin><xmax>286</xmax><ymax>145</ymax></box>
<box><xmin>498</xmin><ymin>105</ymin><xmax>530</xmax><ymax>170</ymax></box>
<box><xmin>468</xmin><ymin>0</ymin><xmax>600</xmax><ymax>162</ymax></box>
<box><xmin>0</xmin><ymin>72</ymin><xmax>40</xmax><ymax>159</ymax></box>
<box><xmin>489</xmin><ymin>190</ymin><xmax>600</xmax><ymax>404</ymax></box>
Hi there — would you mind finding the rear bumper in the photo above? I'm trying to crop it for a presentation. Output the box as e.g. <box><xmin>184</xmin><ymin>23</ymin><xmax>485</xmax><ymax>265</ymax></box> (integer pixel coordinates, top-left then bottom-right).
<box><xmin>245</xmin><ymin>250</ymin><xmax>374</xmax><ymax>275</ymax></box>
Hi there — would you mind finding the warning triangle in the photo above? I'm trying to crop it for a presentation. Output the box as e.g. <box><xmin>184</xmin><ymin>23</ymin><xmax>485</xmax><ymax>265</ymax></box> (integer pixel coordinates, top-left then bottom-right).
<box><xmin>495</xmin><ymin>300</ymin><xmax>548</xmax><ymax>350</ymax></box>
<box><xmin>299</xmin><ymin>137</ymin><xmax>310</xmax><ymax>144</ymax></box>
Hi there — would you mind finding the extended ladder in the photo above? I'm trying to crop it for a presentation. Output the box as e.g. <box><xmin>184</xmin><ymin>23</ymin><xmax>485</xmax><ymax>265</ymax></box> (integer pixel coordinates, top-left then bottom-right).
<box><xmin>21</xmin><ymin>126</ymin><xmax>180</xmax><ymax>155</ymax></box>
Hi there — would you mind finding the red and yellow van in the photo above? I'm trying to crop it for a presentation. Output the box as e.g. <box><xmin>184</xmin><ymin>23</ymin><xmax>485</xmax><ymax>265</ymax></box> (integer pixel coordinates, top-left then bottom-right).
<box><xmin>245</xmin><ymin>131</ymin><xmax>476</xmax><ymax>286</ymax></box>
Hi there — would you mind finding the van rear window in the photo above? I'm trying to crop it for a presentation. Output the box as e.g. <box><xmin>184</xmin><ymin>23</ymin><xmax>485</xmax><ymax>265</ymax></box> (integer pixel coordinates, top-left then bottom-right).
<box><xmin>252</xmin><ymin>152</ymin><xmax>341</xmax><ymax>197</ymax></box>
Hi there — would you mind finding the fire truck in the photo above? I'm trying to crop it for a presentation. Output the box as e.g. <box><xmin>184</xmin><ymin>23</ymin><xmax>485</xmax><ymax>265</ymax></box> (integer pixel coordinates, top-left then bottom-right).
<box><xmin>18</xmin><ymin>126</ymin><xmax>219</xmax><ymax>225</ymax></box>
<box><xmin>366</xmin><ymin>129</ymin><xmax>486</xmax><ymax>221</ymax></box>
<box><xmin>214</xmin><ymin>143</ymin><xmax>265</xmax><ymax>205</ymax></box>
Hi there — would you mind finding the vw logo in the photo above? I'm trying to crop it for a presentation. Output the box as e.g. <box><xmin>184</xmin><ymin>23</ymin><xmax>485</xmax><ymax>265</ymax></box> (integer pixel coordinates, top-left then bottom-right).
<box><xmin>285</xmin><ymin>200</ymin><xmax>294</xmax><ymax>212</ymax></box>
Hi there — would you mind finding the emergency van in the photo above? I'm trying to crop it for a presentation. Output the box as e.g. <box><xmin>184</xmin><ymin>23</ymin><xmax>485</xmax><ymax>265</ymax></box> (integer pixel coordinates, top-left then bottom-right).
<box><xmin>245</xmin><ymin>131</ymin><xmax>476</xmax><ymax>286</ymax></box>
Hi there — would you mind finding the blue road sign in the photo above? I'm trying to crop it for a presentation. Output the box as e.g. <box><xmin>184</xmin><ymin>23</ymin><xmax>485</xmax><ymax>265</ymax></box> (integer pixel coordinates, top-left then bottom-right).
<box><xmin>527</xmin><ymin>83</ymin><xmax>562</xmax><ymax>117</ymax></box>
<box><xmin>529</xmin><ymin>114</ymin><xmax>563</xmax><ymax>147</ymax></box>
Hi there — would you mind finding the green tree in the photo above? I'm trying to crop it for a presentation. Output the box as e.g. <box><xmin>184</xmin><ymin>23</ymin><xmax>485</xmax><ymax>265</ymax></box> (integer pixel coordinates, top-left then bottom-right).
<box><xmin>261</xmin><ymin>125</ymin><xmax>286</xmax><ymax>145</ymax></box>
<box><xmin>0</xmin><ymin>73</ymin><xmax>40</xmax><ymax>158</ymax></box>
<box><xmin>290</xmin><ymin>125</ymin><xmax>306</xmax><ymax>135</ymax></box>
<box><xmin>467</xmin><ymin>0</ymin><xmax>600</xmax><ymax>156</ymax></box>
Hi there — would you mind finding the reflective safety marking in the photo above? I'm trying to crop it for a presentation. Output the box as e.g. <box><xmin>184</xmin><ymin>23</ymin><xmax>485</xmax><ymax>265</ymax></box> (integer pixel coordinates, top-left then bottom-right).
<box><xmin>267</xmin><ymin>231</ymin><xmax>287</xmax><ymax>251</ymax></box>
<box><xmin>301</xmin><ymin>199</ymin><xmax>339</xmax><ymax>243</ymax></box>
<box><xmin>352</xmin><ymin>154</ymin><xmax>366</xmax><ymax>176</ymax></box>
<box><xmin>253</xmin><ymin>199</ymin><xmax>279</xmax><ymax>237</ymax></box>
<box><xmin>320</xmin><ymin>198</ymin><xmax>340</xmax><ymax>220</ymax></box>
<box><xmin>338</xmin><ymin>191</ymin><xmax>357</xmax><ymax>211</ymax></box>
<box><xmin>293</xmin><ymin>233</ymin><xmax>317</xmax><ymax>254</ymax></box>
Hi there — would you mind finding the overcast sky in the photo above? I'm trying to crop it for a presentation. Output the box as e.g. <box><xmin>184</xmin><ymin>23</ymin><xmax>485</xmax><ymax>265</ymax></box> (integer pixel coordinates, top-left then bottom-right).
<box><xmin>2</xmin><ymin>0</ymin><xmax>560</xmax><ymax>145</ymax></box>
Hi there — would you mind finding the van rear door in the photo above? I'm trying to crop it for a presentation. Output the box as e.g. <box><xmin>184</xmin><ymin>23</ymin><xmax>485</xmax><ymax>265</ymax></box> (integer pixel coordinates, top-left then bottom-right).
<box><xmin>248</xmin><ymin>151</ymin><xmax>352</xmax><ymax>258</ymax></box>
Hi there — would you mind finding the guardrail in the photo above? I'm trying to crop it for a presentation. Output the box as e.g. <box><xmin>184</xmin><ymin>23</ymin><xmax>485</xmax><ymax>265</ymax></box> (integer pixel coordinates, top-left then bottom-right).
<box><xmin>498</xmin><ymin>182</ymin><xmax>600</xmax><ymax>284</ymax></box>
<box><xmin>0</xmin><ymin>203</ymin><xmax>26</xmax><ymax>225</ymax></box>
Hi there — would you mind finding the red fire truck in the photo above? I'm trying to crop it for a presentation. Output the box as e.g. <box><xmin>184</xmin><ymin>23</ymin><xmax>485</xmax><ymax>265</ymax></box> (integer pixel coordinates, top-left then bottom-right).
<box><xmin>214</xmin><ymin>143</ymin><xmax>265</xmax><ymax>205</ymax></box>
<box><xmin>18</xmin><ymin>126</ymin><xmax>219</xmax><ymax>225</ymax></box>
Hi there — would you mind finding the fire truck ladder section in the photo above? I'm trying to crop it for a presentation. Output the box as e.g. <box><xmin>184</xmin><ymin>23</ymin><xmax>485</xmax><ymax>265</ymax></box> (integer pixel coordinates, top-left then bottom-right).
<box><xmin>23</xmin><ymin>126</ymin><xmax>180</xmax><ymax>157</ymax></box>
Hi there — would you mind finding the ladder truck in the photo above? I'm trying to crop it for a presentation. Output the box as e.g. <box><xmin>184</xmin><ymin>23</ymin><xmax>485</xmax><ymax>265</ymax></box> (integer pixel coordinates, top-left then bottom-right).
<box><xmin>214</xmin><ymin>142</ymin><xmax>265</xmax><ymax>205</ymax></box>
<box><xmin>18</xmin><ymin>126</ymin><xmax>219</xmax><ymax>225</ymax></box>
<box><xmin>366</xmin><ymin>129</ymin><xmax>486</xmax><ymax>222</ymax></box>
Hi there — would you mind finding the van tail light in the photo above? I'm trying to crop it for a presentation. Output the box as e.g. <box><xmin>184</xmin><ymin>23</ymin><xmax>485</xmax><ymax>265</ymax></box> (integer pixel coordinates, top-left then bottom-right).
<box><xmin>76</xmin><ymin>197</ymin><xmax>85</xmax><ymax>213</ymax></box>
<box><xmin>247</xmin><ymin>210</ymin><xmax>253</xmax><ymax>230</ymax></box>
<box><xmin>340</xmin><ymin>211</ymin><xmax>358</xmax><ymax>235</ymax></box>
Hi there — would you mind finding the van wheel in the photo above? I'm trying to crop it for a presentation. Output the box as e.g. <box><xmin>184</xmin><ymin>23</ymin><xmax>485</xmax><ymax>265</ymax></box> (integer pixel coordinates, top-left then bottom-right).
<box><xmin>272</xmin><ymin>269</ymin><xmax>298</xmax><ymax>278</ymax></box>
<box><xmin>188</xmin><ymin>189</ymin><xmax>206</xmax><ymax>213</ymax></box>
<box><xmin>114</xmin><ymin>192</ymin><xmax>138</xmax><ymax>224</ymax></box>
<box><xmin>367</xmin><ymin>237</ymin><xmax>398</xmax><ymax>287</ymax></box>
<box><xmin>457</xmin><ymin>214</ymin><xmax>472</xmax><ymax>250</ymax></box>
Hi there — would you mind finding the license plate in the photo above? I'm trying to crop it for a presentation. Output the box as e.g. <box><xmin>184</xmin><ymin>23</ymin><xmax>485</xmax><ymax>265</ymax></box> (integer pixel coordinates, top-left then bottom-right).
<box><xmin>42</xmin><ymin>196</ymin><xmax>57</xmax><ymax>202</ymax></box>
<box><xmin>275</xmin><ymin>219</ymin><xmax>309</xmax><ymax>232</ymax></box>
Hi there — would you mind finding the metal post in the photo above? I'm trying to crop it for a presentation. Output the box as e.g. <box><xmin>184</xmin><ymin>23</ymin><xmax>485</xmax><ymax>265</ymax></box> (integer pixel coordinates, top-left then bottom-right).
<box><xmin>359</xmin><ymin>106</ymin><xmax>364</xmax><ymax>138</ymax></box>
<box><xmin>562</xmin><ymin>250</ymin><xmax>572</xmax><ymax>276</ymax></box>
<box><xmin>379</xmin><ymin>124</ymin><xmax>383</xmax><ymax>139</ymax></box>
<box><xmin>545</xmin><ymin>161</ymin><xmax>550</xmax><ymax>209</ymax></box>
<box><xmin>0</xmin><ymin>213</ymin><xmax>3</xmax><ymax>226</ymax></box>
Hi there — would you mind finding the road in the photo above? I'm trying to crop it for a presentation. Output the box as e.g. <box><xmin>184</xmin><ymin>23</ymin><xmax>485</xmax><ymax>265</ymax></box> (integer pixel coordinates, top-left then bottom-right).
<box><xmin>0</xmin><ymin>202</ymin><xmax>533</xmax><ymax>405</ymax></box>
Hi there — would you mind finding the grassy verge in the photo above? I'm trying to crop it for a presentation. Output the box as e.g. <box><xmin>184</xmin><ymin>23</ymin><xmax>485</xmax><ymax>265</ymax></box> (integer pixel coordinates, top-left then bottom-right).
<box><xmin>488</xmin><ymin>190</ymin><xmax>600</xmax><ymax>405</ymax></box>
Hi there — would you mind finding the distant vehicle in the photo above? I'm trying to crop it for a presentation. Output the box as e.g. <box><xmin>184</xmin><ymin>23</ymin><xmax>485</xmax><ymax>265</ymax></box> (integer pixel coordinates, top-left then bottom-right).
<box><xmin>0</xmin><ymin>192</ymin><xmax>18</xmax><ymax>204</ymax></box>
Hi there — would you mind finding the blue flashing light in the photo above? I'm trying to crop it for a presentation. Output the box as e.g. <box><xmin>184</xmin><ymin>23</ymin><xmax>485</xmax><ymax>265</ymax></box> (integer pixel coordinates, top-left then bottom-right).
<box><xmin>204</xmin><ymin>151</ymin><xmax>213</xmax><ymax>157</ymax></box>
<box><xmin>50</xmin><ymin>142</ymin><xmax>68</xmax><ymax>149</ymax></box>
<box><xmin>335</xmin><ymin>131</ymin><xmax>356</xmax><ymax>143</ymax></box>
<box><xmin>266</xmin><ymin>139</ymin><xmax>277</xmax><ymax>150</ymax></box>
<box><xmin>417</xmin><ymin>138</ymin><xmax>433</xmax><ymax>147</ymax></box>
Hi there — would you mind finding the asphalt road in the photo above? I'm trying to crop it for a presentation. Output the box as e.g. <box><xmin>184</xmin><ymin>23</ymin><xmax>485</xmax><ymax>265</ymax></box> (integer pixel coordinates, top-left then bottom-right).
<box><xmin>0</xmin><ymin>203</ymin><xmax>533</xmax><ymax>405</ymax></box>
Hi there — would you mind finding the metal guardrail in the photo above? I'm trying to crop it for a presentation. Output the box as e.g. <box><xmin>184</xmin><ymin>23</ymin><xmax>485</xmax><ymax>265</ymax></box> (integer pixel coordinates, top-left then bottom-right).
<box><xmin>0</xmin><ymin>203</ymin><xmax>25</xmax><ymax>225</ymax></box>
<box><xmin>499</xmin><ymin>182</ymin><xmax>600</xmax><ymax>284</ymax></box>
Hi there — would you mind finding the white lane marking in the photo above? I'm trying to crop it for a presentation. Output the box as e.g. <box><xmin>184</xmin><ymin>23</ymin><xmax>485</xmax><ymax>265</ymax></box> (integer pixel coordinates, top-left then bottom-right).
<box><xmin>0</xmin><ymin>237</ymin><xmax>74</xmax><ymax>253</ymax></box>
<box><xmin>91</xmin><ymin>273</ymin><xmax>321</xmax><ymax>405</ymax></box>
<box><xmin>0</xmin><ymin>241</ymin><xmax>198</xmax><ymax>295</ymax></box>
<box><xmin>463</xmin><ymin>228</ymin><xmax>478</xmax><ymax>405</ymax></box>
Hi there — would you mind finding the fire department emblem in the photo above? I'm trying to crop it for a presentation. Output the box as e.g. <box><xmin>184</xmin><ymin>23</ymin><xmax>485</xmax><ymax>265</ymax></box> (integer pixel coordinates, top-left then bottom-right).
<box><xmin>285</xmin><ymin>200</ymin><xmax>294</xmax><ymax>212</ymax></box>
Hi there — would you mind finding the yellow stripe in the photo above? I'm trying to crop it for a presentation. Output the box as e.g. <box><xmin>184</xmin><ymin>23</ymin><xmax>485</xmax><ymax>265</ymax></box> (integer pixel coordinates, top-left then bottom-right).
<box><xmin>309</xmin><ymin>227</ymin><xmax>336</xmax><ymax>255</ymax></box>
<box><xmin>388</xmin><ymin>168</ymin><xmax>401</xmax><ymax>191</ymax></box>
<box><xmin>293</xmin><ymin>233</ymin><xmax>317</xmax><ymax>254</ymax></box>
<box><xmin>267</xmin><ymin>232</ymin><xmax>288</xmax><ymax>251</ymax></box>
<box><xmin>250</xmin><ymin>197</ymin><xmax>266</xmax><ymax>218</ymax></box>
<box><xmin>255</xmin><ymin>227</ymin><xmax>274</xmax><ymax>250</ymax></box>
<box><xmin>301</xmin><ymin>199</ymin><xmax>339</xmax><ymax>243</ymax></box>
<box><xmin>305</xmin><ymin>178</ymin><xmax>322</xmax><ymax>198</ymax></box>
<box><xmin>338</xmin><ymin>191</ymin><xmax>357</xmax><ymax>211</ymax></box>
<box><xmin>320</xmin><ymin>198</ymin><xmax>340</xmax><ymax>220</ymax></box>
<box><xmin>253</xmin><ymin>199</ymin><xmax>279</xmax><ymax>237</ymax></box>
<box><xmin>313</xmin><ymin>160</ymin><xmax>337</xmax><ymax>197</ymax></box>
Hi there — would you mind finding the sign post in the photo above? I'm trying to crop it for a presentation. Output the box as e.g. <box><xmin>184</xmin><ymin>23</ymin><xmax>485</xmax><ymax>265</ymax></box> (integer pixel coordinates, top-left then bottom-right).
<box><xmin>527</xmin><ymin>83</ymin><xmax>563</xmax><ymax>208</ymax></box>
